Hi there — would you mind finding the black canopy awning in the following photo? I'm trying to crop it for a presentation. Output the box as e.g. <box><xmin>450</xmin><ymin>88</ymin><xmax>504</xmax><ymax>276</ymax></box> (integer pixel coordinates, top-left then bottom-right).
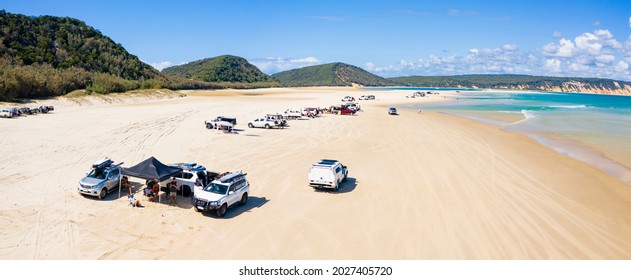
<box><xmin>121</xmin><ymin>156</ymin><xmax>182</xmax><ymax>181</ymax></box>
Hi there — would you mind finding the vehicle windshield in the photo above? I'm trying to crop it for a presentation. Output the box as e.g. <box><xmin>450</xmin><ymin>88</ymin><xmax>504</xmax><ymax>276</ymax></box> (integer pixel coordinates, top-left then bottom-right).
<box><xmin>204</xmin><ymin>183</ymin><xmax>228</xmax><ymax>194</ymax></box>
<box><xmin>87</xmin><ymin>169</ymin><xmax>106</xmax><ymax>179</ymax></box>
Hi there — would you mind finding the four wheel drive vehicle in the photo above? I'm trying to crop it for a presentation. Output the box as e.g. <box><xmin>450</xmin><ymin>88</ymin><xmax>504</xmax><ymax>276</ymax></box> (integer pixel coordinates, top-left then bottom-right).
<box><xmin>341</xmin><ymin>96</ymin><xmax>355</xmax><ymax>102</ymax></box>
<box><xmin>192</xmin><ymin>171</ymin><xmax>250</xmax><ymax>217</ymax></box>
<box><xmin>301</xmin><ymin>107</ymin><xmax>320</xmax><ymax>117</ymax></box>
<box><xmin>211</xmin><ymin>116</ymin><xmax>236</xmax><ymax>125</ymax></box>
<box><xmin>358</xmin><ymin>95</ymin><xmax>368</xmax><ymax>100</ymax></box>
<box><xmin>388</xmin><ymin>107</ymin><xmax>398</xmax><ymax>115</ymax></box>
<box><xmin>248</xmin><ymin>117</ymin><xmax>278</xmax><ymax>129</ymax></box>
<box><xmin>78</xmin><ymin>158</ymin><xmax>124</xmax><ymax>199</ymax></box>
<box><xmin>283</xmin><ymin>109</ymin><xmax>302</xmax><ymax>119</ymax></box>
<box><xmin>205</xmin><ymin>120</ymin><xmax>234</xmax><ymax>132</ymax></box>
<box><xmin>367</xmin><ymin>95</ymin><xmax>376</xmax><ymax>100</ymax></box>
<box><xmin>345</xmin><ymin>103</ymin><xmax>361</xmax><ymax>111</ymax></box>
<box><xmin>161</xmin><ymin>163</ymin><xmax>220</xmax><ymax>197</ymax></box>
<box><xmin>308</xmin><ymin>159</ymin><xmax>348</xmax><ymax>191</ymax></box>
<box><xmin>338</xmin><ymin>108</ymin><xmax>356</xmax><ymax>115</ymax></box>
<box><xmin>266</xmin><ymin>114</ymin><xmax>288</xmax><ymax>127</ymax></box>
<box><xmin>1</xmin><ymin>108</ymin><xmax>12</xmax><ymax>118</ymax></box>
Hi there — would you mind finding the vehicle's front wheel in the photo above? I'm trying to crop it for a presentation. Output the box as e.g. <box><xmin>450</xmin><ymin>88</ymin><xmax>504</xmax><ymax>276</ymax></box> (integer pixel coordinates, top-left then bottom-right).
<box><xmin>342</xmin><ymin>171</ymin><xmax>348</xmax><ymax>182</ymax></box>
<box><xmin>248</xmin><ymin>123</ymin><xmax>254</xmax><ymax>128</ymax></box>
<box><xmin>182</xmin><ymin>185</ymin><xmax>191</xmax><ymax>197</ymax></box>
<box><xmin>98</xmin><ymin>188</ymin><xmax>107</xmax><ymax>200</ymax></box>
<box><xmin>240</xmin><ymin>193</ymin><xmax>248</xmax><ymax>205</ymax></box>
<box><xmin>264</xmin><ymin>124</ymin><xmax>270</xmax><ymax>129</ymax></box>
<box><xmin>216</xmin><ymin>203</ymin><xmax>227</xmax><ymax>217</ymax></box>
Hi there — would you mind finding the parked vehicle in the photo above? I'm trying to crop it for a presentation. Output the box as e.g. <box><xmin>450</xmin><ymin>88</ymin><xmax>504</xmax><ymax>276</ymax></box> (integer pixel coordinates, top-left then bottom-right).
<box><xmin>192</xmin><ymin>171</ymin><xmax>249</xmax><ymax>217</ymax></box>
<box><xmin>77</xmin><ymin>158</ymin><xmax>123</xmax><ymax>199</ymax></box>
<box><xmin>205</xmin><ymin>120</ymin><xmax>234</xmax><ymax>132</ymax></box>
<box><xmin>339</xmin><ymin>107</ymin><xmax>356</xmax><ymax>115</ymax></box>
<box><xmin>1</xmin><ymin>108</ymin><xmax>12</xmax><ymax>118</ymax></box>
<box><xmin>283</xmin><ymin>109</ymin><xmax>302</xmax><ymax>119</ymax></box>
<box><xmin>161</xmin><ymin>163</ymin><xmax>219</xmax><ymax>197</ymax></box>
<box><xmin>342</xmin><ymin>96</ymin><xmax>355</xmax><ymax>102</ymax></box>
<box><xmin>214</xmin><ymin>116</ymin><xmax>236</xmax><ymax>125</ymax></box>
<box><xmin>345</xmin><ymin>103</ymin><xmax>361</xmax><ymax>111</ymax></box>
<box><xmin>388</xmin><ymin>107</ymin><xmax>398</xmax><ymax>115</ymax></box>
<box><xmin>359</xmin><ymin>95</ymin><xmax>375</xmax><ymax>100</ymax></box>
<box><xmin>266</xmin><ymin>114</ymin><xmax>287</xmax><ymax>127</ymax></box>
<box><xmin>302</xmin><ymin>107</ymin><xmax>320</xmax><ymax>117</ymax></box>
<box><xmin>308</xmin><ymin>159</ymin><xmax>348</xmax><ymax>191</ymax></box>
<box><xmin>19</xmin><ymin>107</ymin><xmax>32</xmax><ymax>115</ymax></box>
<box><xmin>248</xmin><ymin>117</ymin><xmax>278</xmax><ymax>129</ymax></box>
<box><xmin>367</xmin><ymin>95</ymin><xmax>376</xmax><ymax>100</ymax></box>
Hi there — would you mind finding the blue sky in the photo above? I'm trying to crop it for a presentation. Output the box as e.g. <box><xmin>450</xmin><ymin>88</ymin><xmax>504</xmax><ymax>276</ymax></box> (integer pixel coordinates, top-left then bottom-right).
<box><xmin>3</xmin><ymin>0</ymin><xmax>631</xmax><ymax>80</ymax></box>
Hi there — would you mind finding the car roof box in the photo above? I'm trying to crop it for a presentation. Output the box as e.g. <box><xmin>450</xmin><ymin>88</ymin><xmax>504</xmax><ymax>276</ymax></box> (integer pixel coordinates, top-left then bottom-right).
<box><xmin>92</xmin><ymin>157</ymin><xmax>113</xmax><ymax>169</ymax></box>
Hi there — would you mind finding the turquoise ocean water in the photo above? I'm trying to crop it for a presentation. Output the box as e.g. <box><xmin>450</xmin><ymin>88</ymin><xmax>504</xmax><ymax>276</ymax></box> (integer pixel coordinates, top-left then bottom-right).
<box><xmin>379</xmin><ymin>88</ymin><xmax>631</xmax><ymax>186</ymax></box>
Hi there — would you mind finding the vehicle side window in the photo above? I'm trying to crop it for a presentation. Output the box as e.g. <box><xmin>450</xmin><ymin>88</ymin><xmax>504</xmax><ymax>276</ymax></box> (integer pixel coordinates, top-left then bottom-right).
<box><xmin>335</xmin><ymin>167</ymin><xmax>341</xmax><ymax>173</ymax></box>
<box><xmin>233</xmin><ymin>179</ymin><xmax>247</xmax><ymax>191</ymax></box>
<box><xmin>182</xmin><ymin>172</ymin><xmax>193</xmax><ymax>180</ymax></box>
<box><xmin>109</xmin><ymin>169</ymin><xmax>119</xmax><ymax>178</ymax></box>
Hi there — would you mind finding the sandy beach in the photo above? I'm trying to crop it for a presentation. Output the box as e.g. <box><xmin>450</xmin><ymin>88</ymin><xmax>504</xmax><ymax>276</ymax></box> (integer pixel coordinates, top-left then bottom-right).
<box><xmin>1</xmin><ymin>87</ymin><xmax>631</xmax><ymax>260</ymax></box>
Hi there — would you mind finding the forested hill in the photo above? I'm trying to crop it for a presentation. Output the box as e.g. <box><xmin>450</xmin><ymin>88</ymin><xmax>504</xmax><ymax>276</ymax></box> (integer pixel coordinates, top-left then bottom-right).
<box><xmin>389</xmin><ymin>75</ymin><xmax>631</xmax><ymax>94</ymax></box>
<box><xmin>162</xmin><ymin>55</ymin><xmax>276</xmax><ymax>84</ymax></box>
<box><xmin>0</xmin><ymin>10</ymin><xmax>158</xmax><ymax>79</ymax></box>
<box><xmin>0</xmin><ymin>11</ymin><xmax>252</xmax><ymax>101</ymax></box>
<box><xmin>272</xmin><ymin>62</ymin><xmax>396</xmax><ymax>87</ymax></box>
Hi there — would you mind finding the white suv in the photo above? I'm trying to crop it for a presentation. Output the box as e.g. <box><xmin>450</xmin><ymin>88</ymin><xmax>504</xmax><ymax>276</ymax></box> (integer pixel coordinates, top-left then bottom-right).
<box><xmin>192</xmin><ymin>172</ymin><xmax>249</xmax><ymax>217</ymax></box>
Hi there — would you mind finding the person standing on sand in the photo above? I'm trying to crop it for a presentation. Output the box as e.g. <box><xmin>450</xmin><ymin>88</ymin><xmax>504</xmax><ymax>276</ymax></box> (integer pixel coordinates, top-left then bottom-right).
<box><xmin>168</xmin><ymin>177</ymin><xmax>177</xmax><ymax>205</ymax></box>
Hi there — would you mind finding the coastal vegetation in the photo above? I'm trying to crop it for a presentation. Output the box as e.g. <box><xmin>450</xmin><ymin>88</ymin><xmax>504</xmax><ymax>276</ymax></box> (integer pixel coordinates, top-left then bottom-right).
<box><xmin>272</xmin><ymin>62</ymin><xmax>396</xmax><ymax>87</ymax></box>
<box><xmin>0</xmin><ymin>11</ymin><xmax>275</xmax><ymax>101</ymax></box>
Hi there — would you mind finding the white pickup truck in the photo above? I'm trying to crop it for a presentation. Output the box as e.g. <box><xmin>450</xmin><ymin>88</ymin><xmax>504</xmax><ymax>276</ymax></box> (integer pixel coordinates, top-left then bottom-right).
<box><xmin>308</xmin><ymin>159</ymin><xmax>348</xmax><ymax>191</ymax></box>
<box><xmin>159</xmin><ymin>163</ymin><xmax>219</xmax><ymax>197</ymax></box>
<box><xmin>248</xmin><ymin>117</ymin><xmax>278</xmax><ymax>129</ymax></box>
<box><xmin>283</xmin><ymin>109</ymin><xmax>302</xmax><ymax>119</ymax></box>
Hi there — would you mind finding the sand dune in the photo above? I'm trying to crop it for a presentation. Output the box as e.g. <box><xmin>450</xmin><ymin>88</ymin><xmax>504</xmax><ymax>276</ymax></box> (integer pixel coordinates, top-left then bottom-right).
<box><xmin>1</xmin><ymin>88</ymin><xmax>630</xmax><ymax>259</ymax></box>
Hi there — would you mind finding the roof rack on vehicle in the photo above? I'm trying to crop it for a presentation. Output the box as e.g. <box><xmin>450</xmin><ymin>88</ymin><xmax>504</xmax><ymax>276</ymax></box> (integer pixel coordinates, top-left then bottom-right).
<box><xmin>92</xmin><ymin>157</ymin><xmax>113</xmax><ymax>169</ymax></box>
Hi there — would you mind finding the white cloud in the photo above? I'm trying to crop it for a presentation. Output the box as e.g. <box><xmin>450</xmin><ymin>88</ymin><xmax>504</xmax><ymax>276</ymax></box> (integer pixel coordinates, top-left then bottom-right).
<box><xmin>552</xmin><ymin>31</ymin><xmax>562</xmax><ymax>38</ymax></box>
<box><xmin>365</xmin><ymin>20</ymin><xmax>631</xmax><ymax>81</ymax></box>
<box><xmin>616</xmin><ymin>61</ymin><xmax>629</xmax><ymax>72</ymax></box>
<box><xmin>502</xmin><ymin>44</ymin><xmax>518</xmax><ymax>51</ymax></box>
<box><xmin>148</xmin><ymin>61</ymin><xmax>173</xmax><ymax>71</ymax></box>
<box><xmin>629</xmin><ymin>17</ymin><xmax>631</xmax><ymax>28</ymax></box>
<box><xmin>545</xmin><ymin>59</ymin><xmax>561</xmax><ymax>72</ymax></box>
<box><xmin>595</xmin><ymin>54</ymin><xmax>615</xmax><ymax>64</ymax></box>
<box><xmin>593</xmin><ymin>21</ymin><xmax>601</xmax><ymax>27</ymax></box>
<box><xmin>250</xmin><ymin>57</ymin><xmax>322</xmax><ymax>74</ymax></box>
<box><xmin>289</xmin><ymin>57</ymin><xmax>320</xmax><ymax>63</ymax></box>
<box><xmin>543</xmin><ymin>38</ymin><xmax>575</xmax><ymax>57</ymax></box>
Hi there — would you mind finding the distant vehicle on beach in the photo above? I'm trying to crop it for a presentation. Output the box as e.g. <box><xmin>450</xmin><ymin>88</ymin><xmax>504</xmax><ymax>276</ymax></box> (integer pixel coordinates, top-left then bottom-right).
<box><xmin>1</xmin><ymin>108</ymin><xmax>12</xmax><ymax>118</ymax></box>
<box><xmin>248</xmin><ymin>117</ymin><xmax>278</xmax><ymax>129</ymax></box>
<box><xmin>388</xmin><ymin>107</ymin><xmax>398</xmax><ymax>115</ymax></box>
<box><xmin>342</xmin><ymin>96</ymin><xmax>355</xmax><ymax>102</ymax></box>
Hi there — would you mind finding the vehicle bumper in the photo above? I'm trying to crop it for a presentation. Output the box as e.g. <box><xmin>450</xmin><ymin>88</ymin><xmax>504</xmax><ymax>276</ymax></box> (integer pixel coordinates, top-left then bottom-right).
<box><xmin>309</xmin><ymin>183</ymin><xmax>335</xmax><ymax>189</ymax></box>
<box><xmin>77</xmin><ymin>186</ymin><xmax>100</xmax><ymax>197</ymax></box>
<box><xmin>193</xmin><ymin>199</ymin><xmax>220</xmax><ymax>211</ymax></box>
